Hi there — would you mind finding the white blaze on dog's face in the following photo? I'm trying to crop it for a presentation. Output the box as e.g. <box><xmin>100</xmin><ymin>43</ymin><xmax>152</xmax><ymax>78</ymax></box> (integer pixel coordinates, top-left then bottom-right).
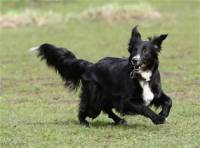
<box><xmin>132</xmin><ymin>54</ymin><xmax>141</xmax><ymax>61</ymax></box>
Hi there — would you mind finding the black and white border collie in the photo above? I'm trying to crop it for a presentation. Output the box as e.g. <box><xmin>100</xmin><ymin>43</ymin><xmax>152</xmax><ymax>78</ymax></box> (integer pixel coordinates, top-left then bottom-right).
<box><xmin>30</xmin><ymin>26</ymin><xmax>172</xmax><ymax>126</ymax></box>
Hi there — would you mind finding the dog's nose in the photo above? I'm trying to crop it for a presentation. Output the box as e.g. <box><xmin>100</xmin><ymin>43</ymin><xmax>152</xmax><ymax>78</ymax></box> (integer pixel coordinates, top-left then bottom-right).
<box><xmin>131</xmin><ymin>55</ymin><xmax>140</xmax><ymax>65</ymax></box>
<box><xmin>131</xmin><ymin>59</ymin><xmax>137</xmax><ymax>65</ymax></box>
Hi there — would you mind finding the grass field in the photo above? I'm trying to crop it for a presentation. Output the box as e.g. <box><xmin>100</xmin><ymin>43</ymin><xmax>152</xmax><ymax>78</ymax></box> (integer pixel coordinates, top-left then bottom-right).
<box><xmin>0</xmin><ymin>0</ymin><xmax>200</xmax><ymax>147</ymax></box>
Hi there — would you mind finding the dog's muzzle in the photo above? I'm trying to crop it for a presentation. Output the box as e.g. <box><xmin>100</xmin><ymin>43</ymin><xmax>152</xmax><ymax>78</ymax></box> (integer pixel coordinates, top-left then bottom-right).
<box><xmin>131</xmin><ymin>57</ymin><xmax>144</xmax><ymax>70</ymax></box>
<box><xmin>130</xmin><ymin>62</ymin><xmax>145</xmax><ymax>79</ymax></box>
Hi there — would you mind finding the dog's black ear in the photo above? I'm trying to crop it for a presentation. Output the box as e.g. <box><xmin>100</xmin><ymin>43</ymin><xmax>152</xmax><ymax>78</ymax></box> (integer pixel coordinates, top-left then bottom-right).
<box><xmin>128</xmin><ymin>25</ymin><xmax>141</xmax><ymax>52</ymax></box>
<box><xmin>151</xmin><ymin>34</ymin><xmax>168</xmax><ymax>51</ymax></box>
<box><xmin>131</xmin><ymin>25</ymin><xmax>141</xmax><ymax>40</ymax></box>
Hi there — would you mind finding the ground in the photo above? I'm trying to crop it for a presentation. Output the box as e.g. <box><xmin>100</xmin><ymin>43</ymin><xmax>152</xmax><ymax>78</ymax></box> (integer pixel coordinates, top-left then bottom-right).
<box><xmin>0</xmin><ymin>0</ymin><xmax>200</xmax><ymax>148</ymax></box>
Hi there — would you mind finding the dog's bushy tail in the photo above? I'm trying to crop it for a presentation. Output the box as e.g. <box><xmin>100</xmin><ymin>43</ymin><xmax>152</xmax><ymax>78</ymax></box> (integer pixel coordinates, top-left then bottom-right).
<box><xmin>31</xmin><ymin>43</ymin><xmax>92</xmax><ymax>90</ymax></box>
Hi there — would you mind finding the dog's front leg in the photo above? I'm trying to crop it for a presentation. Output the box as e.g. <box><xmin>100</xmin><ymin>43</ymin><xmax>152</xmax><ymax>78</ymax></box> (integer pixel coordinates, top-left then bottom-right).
<box><xmin>123</xmin><ymin>101</ymin><xmax>166</xmax><ymax>124</ymax></box>
<box><xmin>154</xmin><ymin>92</ymin><xmax>172</xmax><ymax>118</ymax></box>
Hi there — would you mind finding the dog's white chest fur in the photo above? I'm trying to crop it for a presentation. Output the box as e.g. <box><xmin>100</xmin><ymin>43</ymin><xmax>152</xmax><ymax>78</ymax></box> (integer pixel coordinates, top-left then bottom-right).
<box><xmin>139</xmin><ymin>71</ymin><xmax>154</xmax><ymax>106</ymax></box>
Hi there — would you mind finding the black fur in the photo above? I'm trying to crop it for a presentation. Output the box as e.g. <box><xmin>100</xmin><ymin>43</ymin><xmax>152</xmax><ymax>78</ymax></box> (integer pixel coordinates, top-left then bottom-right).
<box><xmin>34</xmin><ymin>26</ymin><xmax>172</xmax><ymax>126</ymax></box>
<box><xmin>37</xmin><ymin>44</ymin><xmax>92</xmax><ymax>90</ymax></box>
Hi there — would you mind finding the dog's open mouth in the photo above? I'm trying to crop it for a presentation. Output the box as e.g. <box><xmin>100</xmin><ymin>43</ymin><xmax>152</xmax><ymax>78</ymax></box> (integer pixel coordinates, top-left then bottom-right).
<box><xmin>133</xmin><ymin>63</ymin><xmax>145</xmax><ymax>72</ymax></box>
<box><xmin>130</xmin><ymin>63</ymin><xmax>146</xmax><ymax>79</ymax></box>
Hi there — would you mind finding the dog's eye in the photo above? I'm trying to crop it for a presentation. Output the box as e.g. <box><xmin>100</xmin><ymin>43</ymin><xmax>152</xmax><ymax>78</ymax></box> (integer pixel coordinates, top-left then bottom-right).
<box><xmin>142</xmin><ymin>46</ymin><xmax>150</xmax><ymax>54</ymax></box>
<box><xmin>142</xmin><ymin>48</ymin><xmax>147</xmax><ymax>54</ymax></box>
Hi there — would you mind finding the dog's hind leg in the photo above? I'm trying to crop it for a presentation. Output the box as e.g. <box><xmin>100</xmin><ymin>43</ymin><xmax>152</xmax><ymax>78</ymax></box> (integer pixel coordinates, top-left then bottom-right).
<box><xmin>78</xmin><ymin>80</ymin><xmax>103</xmax><ymax>126</ymax></box>
<box><xmin>153</xmin><ymin>92</ymin><xmax>172</xmax><ymax>118</ymax></box>
<box><xmin>78</xmin><ymin>98</ymin><xmax>89</xmax><ymax>126</ymax></box>
<box><xmin>78</xmin><ymin>110</ymin><xmax>89</xmax><ymax>126</ymax></box>
<box><xmin>78</xmin><ymin>86</ymin><xmax>90</xmax><ymax>126</ymax></box>
<box><xmin>104</xmin><ymin>108</ymin><xmax>127</xmax><ymax>125</ymax></box>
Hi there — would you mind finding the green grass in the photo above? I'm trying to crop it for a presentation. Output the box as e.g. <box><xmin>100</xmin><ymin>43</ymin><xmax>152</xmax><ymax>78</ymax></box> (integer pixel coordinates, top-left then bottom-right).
<box><xmin>0</xmin><ymin>0</ymin><xmax>200</xmax><ymax>147</ymax></box>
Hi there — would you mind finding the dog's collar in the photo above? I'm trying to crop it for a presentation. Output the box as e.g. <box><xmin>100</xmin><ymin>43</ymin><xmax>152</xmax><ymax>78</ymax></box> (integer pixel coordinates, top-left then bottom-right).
<box><xmin>130</xmin><ymin>70</ymin><xmax>135</xmax><ymax>79</ymax></box>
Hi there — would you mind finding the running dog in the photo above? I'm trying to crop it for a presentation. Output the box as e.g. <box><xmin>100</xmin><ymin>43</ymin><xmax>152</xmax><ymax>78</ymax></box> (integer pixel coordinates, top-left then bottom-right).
<box><xmin>30</xmin><ymin>26</ymin><xmax>172</xmax><ymax>126</ymax></box>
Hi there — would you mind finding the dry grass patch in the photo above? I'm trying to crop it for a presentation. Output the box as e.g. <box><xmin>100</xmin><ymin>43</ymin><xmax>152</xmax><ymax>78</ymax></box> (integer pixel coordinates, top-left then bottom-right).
<box><xmin>0</xmin><ymin>3</ymin><xmax>161</xmax><ymax>28</ymax></box>
<box><xmin>78</xmin><ymin>3</ymin><xmax>161</xmax><ymax>22</ymax></box>
<box><xmin>0</xmin><ymin>10</ymin><xmax>61</xmax><ymax>28</ymax></box>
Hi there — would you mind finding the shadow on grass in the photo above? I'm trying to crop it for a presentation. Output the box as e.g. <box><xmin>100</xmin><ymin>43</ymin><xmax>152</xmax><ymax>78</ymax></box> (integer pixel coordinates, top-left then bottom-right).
<box><xmin>25</xmin><ymin>119</ymin><xmax>151</xmax><ymax>130</ymax></box>
<box><xmin>25</xmin><ymin>119</ymin><xmax>77</xmax><ymax>126</ymax></box>
<box><xmin>90</xmin><ymin>120</ymin><xmax>150</xmax><ymax>129</ymax></box>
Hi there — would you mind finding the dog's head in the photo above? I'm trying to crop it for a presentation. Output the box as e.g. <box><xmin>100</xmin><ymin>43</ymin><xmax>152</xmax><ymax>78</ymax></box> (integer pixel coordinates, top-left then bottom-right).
<box><xmin>128</xmin><ymin>26</ymin><xmax>167</xmax><ymax>78</ymax></box>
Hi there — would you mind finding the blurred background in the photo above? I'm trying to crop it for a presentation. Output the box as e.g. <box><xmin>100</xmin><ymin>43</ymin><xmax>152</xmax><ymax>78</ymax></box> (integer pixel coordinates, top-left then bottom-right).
<box><xmin>0</xmin><ymin>0</ymin><xmax>200</xmax><ymax>147</ymax></box>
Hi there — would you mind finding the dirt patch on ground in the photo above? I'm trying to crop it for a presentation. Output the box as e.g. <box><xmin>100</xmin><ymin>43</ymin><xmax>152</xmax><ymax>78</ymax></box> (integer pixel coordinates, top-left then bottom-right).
<box><xmin>169</xmin><ymin>90</ymin><xmax>199</xmax><ymax>102</ymax></box>
<box><xmin>161</xmin><ymin>72</ymin><xmax>180</xmax><ymax>78</ymax></box>
<box><xmin>161</xmin><ymin>71</ymin><xmax>188</xmax><ymax>81</ymax></box>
